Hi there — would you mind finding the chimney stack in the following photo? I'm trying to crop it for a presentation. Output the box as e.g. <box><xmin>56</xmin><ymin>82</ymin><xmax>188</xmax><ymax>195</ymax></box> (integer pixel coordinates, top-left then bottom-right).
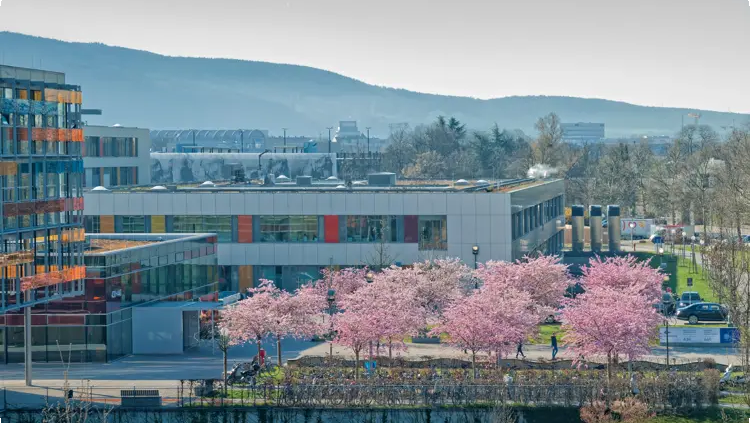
<box><xmin>571</xmin><ymin>205</ymin><xmax>585</xmax><ymax>252</ymax></box>
<box><xmin>589</xmin><ymin>205</ymin><xmax>603</xmax><ymax>252</ymax></box>
<box><xmin>607</xmin><ymin>205</ymin><xmax>621</xmax><ymax>252</ymax></box>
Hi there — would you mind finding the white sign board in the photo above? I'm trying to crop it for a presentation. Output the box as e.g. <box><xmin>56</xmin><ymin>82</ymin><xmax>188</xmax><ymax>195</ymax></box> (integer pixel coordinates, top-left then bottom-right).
<box><xmin>660</xmin><ymin>327</ymin><xmax>720</xmax><ymax>344</ymax></box>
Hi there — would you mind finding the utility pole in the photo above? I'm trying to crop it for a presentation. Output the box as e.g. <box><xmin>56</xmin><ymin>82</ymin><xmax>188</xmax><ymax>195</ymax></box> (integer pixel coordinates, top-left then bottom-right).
<box><xmin>326</xmin><ymin>127</ymin><xmax>333</xmax><ymax>153</ymax></box>
<box><xmin>366</xmin><ymin>127</ymin><xmax>371</xmax><ymax>153</ymax></box>
<box><xmin>282</xmin><ymin>128</ymin><xmax>288</xmax><ymax>149</ymax></box>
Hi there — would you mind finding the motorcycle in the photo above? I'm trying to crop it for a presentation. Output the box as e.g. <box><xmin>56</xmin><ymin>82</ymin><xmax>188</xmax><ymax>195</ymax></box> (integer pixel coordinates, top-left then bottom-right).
<box><xmin>719</xmin><ymin>364</ymin><xmax>746</xmax><ymax>389</ymax></box>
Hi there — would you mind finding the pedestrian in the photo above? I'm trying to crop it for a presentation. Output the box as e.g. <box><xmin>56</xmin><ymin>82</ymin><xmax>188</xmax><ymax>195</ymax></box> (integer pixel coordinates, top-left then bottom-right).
<box><xmin>259</xmin><ymin>348</ymin><xmax>266</xmax><ymax>366</ymax></box>
<box><xmin>515</xmin><ymin>341</ymin><xmax>525</xmax><ymax>359</ymax></box>
<box><xmin>551</xmin><ymin>333</ymin><xmax>558</xmax><ymax>360</ymax></box>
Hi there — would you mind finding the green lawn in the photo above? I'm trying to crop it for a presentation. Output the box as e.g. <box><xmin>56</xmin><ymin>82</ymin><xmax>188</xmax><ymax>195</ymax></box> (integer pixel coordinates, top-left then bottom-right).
<box><xmin>530</xmin><ymin>323</ymin><xmax>563</xmax><ymax>345</ymax></box>
<box><xmin>674</xmin><ymin>257</ymin><xmax>715</xmax><ymax>302</ymax></box>
<box><xmin>650</xmin><ymin>408</ymin><xmax>750</xmax><ymax>422</ymax></box>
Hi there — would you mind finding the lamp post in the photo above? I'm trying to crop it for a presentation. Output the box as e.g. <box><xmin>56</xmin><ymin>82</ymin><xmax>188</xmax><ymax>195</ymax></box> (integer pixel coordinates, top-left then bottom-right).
<box><xmin>472</xmin><ymin>245</ymin><xmax>479</xmax><ymax>270</ymax></box>
<box><xmin>663</xmin><ymin>275</ymin><xmax>671</xmax><ymax>369</ymax></box>
<box><xmin>629</xmin><ymin>221</ymin><xmax>637</xmax><ymax>251</ymax></box>
<box><xmin>365</xmin><ymin>272</ymin><xmax>374</xmax><ymax>359</ymax></box>
<box><xmin>327</xmin><ymin>289</ymin><xmax>336</xmax><ymax>359</ymax></box>
<box><xmin>691</xmin><ymin>235</ymin><xmax>697</xmax><ymax>273</ymax></box>
<box><xmin>282</xmin><ymin>128</ymin><xmax>288</xmax><ymax>149</ymax></box>
<box><xmin>366</xmin><ymin>127</ymin><xmax>371</xmax><ymax>154</ymax></box>
<box><xmin>326</xmin><ymin>127</ymin><xmax>333</xmax><ymax>153</ymax></box>
<box><xmin>699</xmin><ymin>239</ymin><xmax>705</xmax><ymax>275</ymax></box>
<box><xmin>670</xmin><ymin>229</ymin><xmax>676</xmax><ymax>255</ymax></box>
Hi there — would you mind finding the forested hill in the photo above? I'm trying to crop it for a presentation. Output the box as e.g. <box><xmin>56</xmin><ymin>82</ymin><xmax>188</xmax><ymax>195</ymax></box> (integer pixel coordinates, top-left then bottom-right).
<box><xmin>0</xmin><ymin>32</ymin><xmax>744</xmax><ymax>136</ymax></box>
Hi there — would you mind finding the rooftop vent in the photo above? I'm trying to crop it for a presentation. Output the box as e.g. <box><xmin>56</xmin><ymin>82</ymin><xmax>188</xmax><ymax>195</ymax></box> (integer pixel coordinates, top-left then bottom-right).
<box><xmin>367</xmin><ymin>172</ymin><xmax>396</xmax><ymax>187</ymax></box>
<box><xmin>326</xmin><ymin>176</ymin><xmax>339</xmax><ymax>181</ymax></box>
<box><xmin>151</xmin><ymin>186</ymin><xmax>167</xmax><ymax>191</ymax></box>
<box><xmin>91</xmin><ymin>186</ymin><xmax>108</xmax><ymax>191</ymax></box>
<box><xmin>475</xmin><ymin>180</ymin><xmax>489</xmax><ymax>185</ymax></box>
<box><xmin>353</xmin><ymin>181</ymin><xmax>367</xmax><ymax>186</ymax></box>
<box><xmin>276</xmin><ymin>175</ymin><xmax>291</xmax><ymax>182</ymax></box>
<box><xmin>335</xmin><ymin>185</ymin><xmax>347</xmax><ymax>189</ymax></box>
<box><xmin>296</xmin><ymin>176</ymin><xmax>312</xmax><ymax>186</ymax></box>
<box><xmin>200</xmin><ymin>181</ymin><xmax>215</xmax><ymax>187</ymax></box>
<box><xmin>455</xmin><ymin>179</ymin><xmax>470</xmax><ymax>186</ymax></box>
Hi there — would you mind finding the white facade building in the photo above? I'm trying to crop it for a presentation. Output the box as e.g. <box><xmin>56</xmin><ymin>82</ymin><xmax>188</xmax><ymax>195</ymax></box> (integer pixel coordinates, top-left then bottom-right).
<box><xmin>83</xmin><ymin>125</ymin><xmax>151</xmax><ymax>187</ymax></box>
<box><xmin>561</xmin><ymin>122</ymin><xmax>605</xmax><ymax>143</ymax></box>
<box><xmin>83</xmin><ymin>178</ymin><xmax>564</xmax><ymax>293</ymax></box>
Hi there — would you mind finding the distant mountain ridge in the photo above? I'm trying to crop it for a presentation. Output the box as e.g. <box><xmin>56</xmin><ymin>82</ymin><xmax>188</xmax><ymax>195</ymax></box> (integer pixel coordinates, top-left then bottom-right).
<box><xmin>0</xmin><ymin>32</ymin><xmax>745</xmax><ymax>137</ymax></box>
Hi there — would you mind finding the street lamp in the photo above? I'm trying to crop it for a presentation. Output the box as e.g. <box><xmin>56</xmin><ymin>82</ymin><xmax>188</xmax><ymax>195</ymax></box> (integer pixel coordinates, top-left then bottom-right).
<box><xmin>365</xmin><ymin>272</ymin><xmax>374</xmax><ymax>283</ymax></box>
<box><xmin>690</xmin><ymin>235</ymin><xmax>697</xmax><ymax>273</ymax></box>
<box><xmin>327</xmin><ymin>289</ymin><xmax>336</xmax><ymax>359</ymax></box>
<box><xmin>670</xmin><ymin>229</ymin><xmax>676</xmax><ymax>255</ymax></box>
<box><xmin>659</xmin><ymin>247</ymin><xmax>665</xmax><ymax>268</ymax></box>
<box><xmin>629</xmin><ymin>221</ymin><xmax>637</xmax><ymax>251</ymax></box>
<box><xmin>472</xmin><ymin>245</ymin><xmax>479</xmax><ymax>270</ymax></box>
<box><xmin>663</xmin><ymin>275</ymin><xmax>671</xmax><ymax>369</ymax></box>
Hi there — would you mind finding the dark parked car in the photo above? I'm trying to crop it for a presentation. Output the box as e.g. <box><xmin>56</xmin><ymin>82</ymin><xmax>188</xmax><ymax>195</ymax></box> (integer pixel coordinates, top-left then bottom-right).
<box><xmin>675</xmin><ymin>302</ymin><xmax>728</xmax><ymax>324</ymax></box>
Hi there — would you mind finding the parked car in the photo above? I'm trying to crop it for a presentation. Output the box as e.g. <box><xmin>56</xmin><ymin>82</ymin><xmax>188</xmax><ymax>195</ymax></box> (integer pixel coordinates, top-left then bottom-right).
<box><xmin>675</xmin><ymin>302</ymin><xmax>728</xmax><ymax>324</ymax></box>
<box><xmin>677</xmin><ymin>291</ymin><xmax>702</xmax><ymax>309</ymax></box>
<box><xmin>655</xmin><ymin>292</ymin><xmax>676</xmax><ymax>315</ymax></box>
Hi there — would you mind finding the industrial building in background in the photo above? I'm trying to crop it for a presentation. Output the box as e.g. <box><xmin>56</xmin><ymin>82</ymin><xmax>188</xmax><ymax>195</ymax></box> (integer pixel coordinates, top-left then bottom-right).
<box><xmin>0</xmin><ymin>66</ymin><xmax>87</xmax><ymax>378</ymax></box>
<box><xmin>561</xmin><ymin>122</ymin><xmax>605</xmax><ymax>143</ymax></box>
<box><xmin>83</xmin><ymin>125</ymin><xmax>151</xmax><ymax>187</ymax></box>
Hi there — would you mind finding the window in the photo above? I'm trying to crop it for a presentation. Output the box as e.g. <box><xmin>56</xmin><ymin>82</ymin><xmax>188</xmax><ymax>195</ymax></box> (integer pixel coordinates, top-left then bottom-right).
<box><xmin>15</xmin><ymin>89</ymin><xmax>28</xmax><ymax>100</ymax></box>
<box><xmin>31</xmin><ymin>90</ymin><xmax>42</xmax><ymax>101</ymax></box>
<box><xmin>418</xmin><ymin>216</ymin><xmax>447</xmax><ymax>250</ymax></box>
<box><xmin>173</xmin><ymin>216</ymin><xmax>232</xmax><ymax>243</ymax></box>
<box><xmin>85</xmin><ymin>216</ymin><xmax>101</xmax><ymax>233</ymax></box>
<box><xmin>259</xmin><ymin>216</ymin><xmax>318</xmax><ymax>242</ymax></box>
<box><xmin>121</xmin><ymin>216</ymin><xmax>146</xmax><ymax>233</ymax></box>
<box><xmin>1</xmin><ymin>88</ymin><xmax>12</xmax><ymax>99</ymax></box>
<box><xmin>345</xmin><ymin>216</ymin><xmax>389</xmax><ymax>242</ymax></box>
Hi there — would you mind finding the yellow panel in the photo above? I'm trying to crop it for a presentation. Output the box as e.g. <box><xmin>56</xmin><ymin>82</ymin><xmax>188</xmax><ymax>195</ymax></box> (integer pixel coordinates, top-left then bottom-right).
<box><xmin>100</xmin><ymin>215</ymin><xmax>114</xmax><ymax>233</ymax></box>
<box><xmin>151</xmin><ymin>215</ymin><xmax>165</xmax><ymax>233</ymax></box>
<box><xmin>238</xmin><ymin>265</ymin><xmax>253</xmax><ymax>292</ymax></box>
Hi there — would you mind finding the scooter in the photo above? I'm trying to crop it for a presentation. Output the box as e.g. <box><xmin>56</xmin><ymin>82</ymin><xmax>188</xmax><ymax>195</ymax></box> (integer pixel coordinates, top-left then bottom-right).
<box><xmin>225</xmin><ymin>362</ymin><xmax>243</xmax><ymax>385</ymax></box>
<box><xmin>719</xmin><ymin>364</ymin><xmax>746</xmax><ymax>389</ymax></box>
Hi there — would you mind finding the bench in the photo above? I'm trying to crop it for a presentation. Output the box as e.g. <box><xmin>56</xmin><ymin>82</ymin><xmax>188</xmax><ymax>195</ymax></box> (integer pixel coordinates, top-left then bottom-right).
<box><xmin>120</xmin><ymin>389</ymin><xmax>161</xmax><ymax>407</ymax></box>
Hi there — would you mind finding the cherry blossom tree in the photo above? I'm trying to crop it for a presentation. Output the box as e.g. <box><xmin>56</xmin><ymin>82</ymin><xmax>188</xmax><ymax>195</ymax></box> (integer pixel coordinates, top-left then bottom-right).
<box><xmin>317</xmin><ymin>266</ymin><xmax>370</xmax><ymax>298</ymax></box>
<box><xmin>431</xmin><ymin>287</ymin><xmax>537</xmax><ymax>377</ymax></box>
<box><xmin>219</xmin><ymin>280</ymin><xmax>279</xmax><ymax>357</ymax></box>
<box><xmin>332</xmin><ymin>288</ymin><xmax>379</xmax><ymax>379</ymax></box>
<box><xmin>361</xmin><ymin>268</ymin><xmax>424</xmax><ymax>359</ymax></box>
<box><xmin>268</xmin><ymin>283</ymin><xmax>327</xmax><ymax>367</ymax></box>
<box><xmin>477</xmin><ymin>255</ymin><xmax>570</xmax><ymax>312</ymax></box>
<box><xmin>561</xmin><ymin>256</ymin><xmax>663</xmax><ymax>384</ymax></box>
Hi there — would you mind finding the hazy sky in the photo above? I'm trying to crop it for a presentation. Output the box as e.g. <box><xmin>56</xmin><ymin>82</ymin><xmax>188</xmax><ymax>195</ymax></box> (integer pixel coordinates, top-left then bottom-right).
<box><xmin>1</xmin><ymin>0</ymin><xmax>748</xmax><ymax>112</ymax></box>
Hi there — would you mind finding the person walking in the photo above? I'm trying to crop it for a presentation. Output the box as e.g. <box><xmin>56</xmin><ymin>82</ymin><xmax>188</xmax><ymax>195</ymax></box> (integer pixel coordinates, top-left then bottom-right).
<box><xmin>515</xmin><ymin>341</ymin><xmax>525</xmax><ymax>359</ymax></box>
<box><xmin>551</xmin><ymin>333</ymin><xmax>559</xmax><ymax>360</ymax></box>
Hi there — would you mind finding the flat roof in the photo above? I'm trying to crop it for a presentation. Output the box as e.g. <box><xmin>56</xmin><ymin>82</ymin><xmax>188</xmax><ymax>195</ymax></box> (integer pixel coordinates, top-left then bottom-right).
<box><xmin>86</xmin><ymin>178</ymin><xmax>561</xmax><ymax>194</ymax></box>
<box><xmin>84</xmin><ymin>233</ymin><xmax>216</xmax><ymax>256</ymax></box>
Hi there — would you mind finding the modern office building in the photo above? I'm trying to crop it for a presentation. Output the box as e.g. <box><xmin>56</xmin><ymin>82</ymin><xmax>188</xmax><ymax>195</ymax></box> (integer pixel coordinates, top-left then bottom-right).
<box><xmin>561</xmin><ymin>122</ymin><xmax>605</xmax><ymax>143</ymax></box>
<box><xmin>83</xmin><ymin>125</ymin><xmax>151</xmax><ymax>188</ymax></box>
<box><xmin>0</xmin><ymin>66</ymin><xmax>86</xmax><ymax>318</ymax></box>
<box><xmin>0</xmin><ymin>233</ymin><xmax>219</xmax><ymax>363</ymax></box>
<box><xmin>82</xmin><ymin>176</ymin><xmax>564</xmax><ymax>293</ymax></box>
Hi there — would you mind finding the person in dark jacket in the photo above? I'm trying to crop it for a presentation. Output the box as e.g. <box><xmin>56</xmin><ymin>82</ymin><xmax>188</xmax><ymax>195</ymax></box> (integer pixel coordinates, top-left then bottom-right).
<box><xmin>515</xmin><ymin>341</ymin><xmax>525</xmax><ymax>359</ymax></box>
<box><xmin>551</xmin><ymin>333</ymin><xmax>559</xmax><ymax>360</ymax></box>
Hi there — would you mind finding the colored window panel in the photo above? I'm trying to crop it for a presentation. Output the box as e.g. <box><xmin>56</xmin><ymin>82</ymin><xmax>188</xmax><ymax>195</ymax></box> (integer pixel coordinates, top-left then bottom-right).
<box><xmin>151</xmin><ymin>215</ymin><xmax>166</xmax><ymax>233</ymax></box>
<box><xmin>238</xmin><ymin>216</ymin><xmax>253</xmax><ymax>243</ymax></box>
<box><xmin>100</xmin><ymin>216</ymin><xmax>114</xmax><ymax>233</ymax></box>
<box><xmin>239</xmin><ymin>265</ymin><xmax>253</xmax><ymax>292</ymax></box>
<box><xmin>324</xmin><ymin>215</ymin><xmax>339</xmax><ymax>243</ymax></box>
<box><xmin>404</xmin><ymin>215</ymin><xmax>419</xmax><ymax>243</ymax></box>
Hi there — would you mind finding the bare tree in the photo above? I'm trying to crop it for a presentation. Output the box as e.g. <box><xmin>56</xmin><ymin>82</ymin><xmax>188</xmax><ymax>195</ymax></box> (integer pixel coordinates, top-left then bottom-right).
<box><xmin>366</xmin><ymin>216</ymin><xmax>396</xmax><ymax>270</ymax></box>
<box><xmin>532</xmin><ymin>112</ymin><xmax>563</xmax><ymax>166</ymax></box>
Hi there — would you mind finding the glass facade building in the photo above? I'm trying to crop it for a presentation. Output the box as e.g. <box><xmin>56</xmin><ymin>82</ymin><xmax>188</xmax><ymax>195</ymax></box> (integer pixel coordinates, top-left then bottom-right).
<box><xmin>0</xmin><ymin>233</ymin><xmax>219</xmax><ymax>363</ymax></box>
<box><xmin>0</xmin><ymin>66</ymin><xmax>86</xmax><ymax>315</ymax></box>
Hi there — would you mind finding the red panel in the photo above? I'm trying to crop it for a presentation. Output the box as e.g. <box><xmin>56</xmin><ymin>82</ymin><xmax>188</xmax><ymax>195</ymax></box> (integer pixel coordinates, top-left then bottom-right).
<box><xmin>31</xmin><ymin>315</ymin><xmax>46</xmax><ymax>326</ymax></box>
<box><xmin>238</xmin><ymin>216</ymin><xmax>253</xmax><ymax>243</ymax></box>
<box><xmin>324</xmin><ymin>215</ymin><xmax>339</xmax><ymax>243</ymax></box>
<box><xmin>404</xmin><ymin>215</ymin><xmax>419</xmax><ymax>243</ymax></box>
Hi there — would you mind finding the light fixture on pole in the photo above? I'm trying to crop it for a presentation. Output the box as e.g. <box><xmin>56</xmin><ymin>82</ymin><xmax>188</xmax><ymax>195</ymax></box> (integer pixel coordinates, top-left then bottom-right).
<box><xmin>327</xmin><ymin>289</ymin><xmax>336</xmax><ymax>359</ymax></box>
<box><xmin>690</xmin><ymin>235</ymin><xmax>697</xmax><ymax>273</ymax></box>
<box><xmin>629</xmin><ymin>221</ymin><xmax>637</xmax><ymax>251</ymax></box>
<box><xmin>472</xmin><ymin>245</ymin><xmax>479</xmax><ymax>270</ymax></box>
<box><xmin>663</xmin><ymin>275</ymin><xmax>671</xmax><ymax>369</ymax></box>
<box><xmin>365</xmin><ymin>272</ymin><xmax>374</xmax><ymax>283</ymax></box>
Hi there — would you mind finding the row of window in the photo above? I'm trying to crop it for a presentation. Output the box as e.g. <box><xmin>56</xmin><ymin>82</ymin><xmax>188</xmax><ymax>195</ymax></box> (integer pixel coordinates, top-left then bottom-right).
<box><xmin>512</xmin><ymin>195</ymin><xmax>564</xmax><ymax>240</ymax></box>
<box><xmin>1</xmin><ymin>111</ymin><xmax>69</xmax><ymax>129</ymax></box>
<box><xmin>85</xmin><ymin>215</ymin><xmax>450</xmax><ymax>250</ymax></box>
<box><xmin>84</xmin><ymin>137</ymin><xmax>139</xmax><ymax>158</ymax></box>
<box><xmin>86</xmin><ymin>167</ymin><xmax>138</xmax><ymax>188</ymax></box>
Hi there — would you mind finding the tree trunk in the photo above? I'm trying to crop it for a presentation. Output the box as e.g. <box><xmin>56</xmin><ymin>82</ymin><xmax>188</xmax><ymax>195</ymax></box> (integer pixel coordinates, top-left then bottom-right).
<box><xmin>388</xmin><ymin>341</ymin><xmax>392</xmax><ymax>361</ymax></box>
<box><xmin>223</xmin><ymin>350</ymin><xmax>228</xmax><ymax>397</ymax></box>
<box><xmin>256</xmin><ymin>339</ymin><xmax>262</xmax><ymax>365</ymax></box>
<box><xmin>277</xmin><ymin>335</ymin><xmax>282</xmax><ymax>368</ymax></box>
<box><xmin>472</xmin><ymin>351</ymin><xmax>477</xmax><ymax>380</ymax></box>
<box><xmin>355</xmin><ymin>350</ymin><xmax>360</xmax><ymax>381</ymax></box>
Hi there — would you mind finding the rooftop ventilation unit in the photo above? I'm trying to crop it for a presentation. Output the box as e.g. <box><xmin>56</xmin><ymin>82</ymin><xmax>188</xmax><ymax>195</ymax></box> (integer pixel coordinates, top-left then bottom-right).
<box><xmin>367</xmin><ymin>172</ymin><xmax>397</xmax><ymax>187</ymax></box>
<box><xmin>296</xmin><ymin>176</ymin><xmax>312</xmax><ymax>186</ymax></box>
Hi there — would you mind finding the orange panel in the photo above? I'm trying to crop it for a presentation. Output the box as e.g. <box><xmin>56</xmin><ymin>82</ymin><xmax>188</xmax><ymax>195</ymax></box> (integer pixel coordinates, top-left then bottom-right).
<box><xmin>0</xmin><ymin>162</ymin><xmax>17</xmax><ymax>176</ymax></box>
<box><xmin>100</xmin><ymin>215</ymin><xmax>114</xmax><ymax>233</ymax></box>
<box><xmin>238</xmin><ymin>266</ymin><xmax>253</xmax><ymax>292</ymax></box>
<box><xmin>238</xmin><ymin>216</ymin><xmax>253</xmax><ymax>243</ymax></box>
<box><xmin>324</xmin><ymin>215</ymin><xmax>339</xmax><ymax>243</ymax></box>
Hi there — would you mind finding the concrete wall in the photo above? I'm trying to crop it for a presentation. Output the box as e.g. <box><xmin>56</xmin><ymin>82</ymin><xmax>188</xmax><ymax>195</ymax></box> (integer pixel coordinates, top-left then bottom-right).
<box><xmin>84</xmin><ymin>125</ymin><xmax>151</xmax><ymax>186</ymax></box>
<box><xmin>132</xmin><ymin>308</ymin><xmax>184</xmax><ymax>355</ymax></box>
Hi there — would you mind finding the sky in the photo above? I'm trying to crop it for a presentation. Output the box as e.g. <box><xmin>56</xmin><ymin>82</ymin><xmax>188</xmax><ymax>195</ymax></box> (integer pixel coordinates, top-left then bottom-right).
<box><xmin>0</xmin><ymin>0</ymin><xmax>748</xmax><ymax>113</ymax></box>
